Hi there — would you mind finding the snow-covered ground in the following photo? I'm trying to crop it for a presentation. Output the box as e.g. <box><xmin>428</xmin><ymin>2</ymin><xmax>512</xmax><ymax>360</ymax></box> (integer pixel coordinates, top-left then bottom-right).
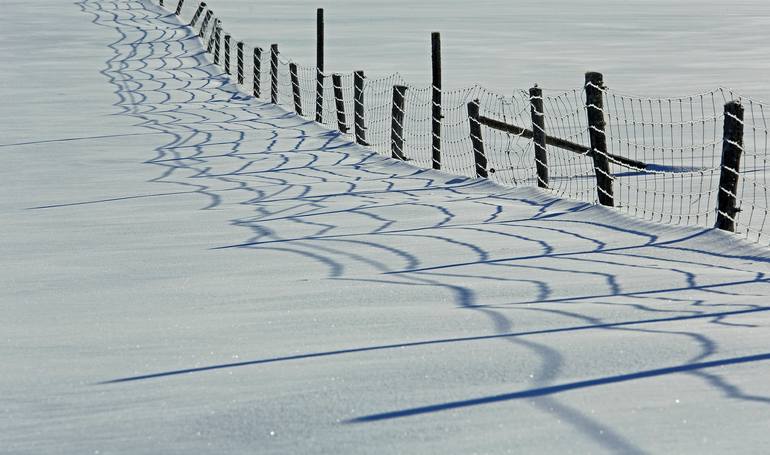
<box><xmin>2</xmin><ymin>0</ymin><xmax>770</xmax><ymax>453</ymax></box>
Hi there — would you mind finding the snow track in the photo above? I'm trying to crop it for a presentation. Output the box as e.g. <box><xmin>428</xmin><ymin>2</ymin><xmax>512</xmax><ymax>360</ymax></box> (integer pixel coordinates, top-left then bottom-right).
<box><xmin>2</xmin><ymin>1</ymin><xmax>770</xmax><ymax>453</ymax></box>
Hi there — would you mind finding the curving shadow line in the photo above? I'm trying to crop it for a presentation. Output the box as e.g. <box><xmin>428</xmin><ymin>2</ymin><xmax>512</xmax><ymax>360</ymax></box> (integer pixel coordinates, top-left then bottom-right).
<box><xmin>347</xmin><ymin>352</ymin><xmax>770</xmax><ymax>423</ymax></box>
<box><xmin>98</xmin><ymin>306</ymin><xmax>770</xmax><ymax>384</ymax></box>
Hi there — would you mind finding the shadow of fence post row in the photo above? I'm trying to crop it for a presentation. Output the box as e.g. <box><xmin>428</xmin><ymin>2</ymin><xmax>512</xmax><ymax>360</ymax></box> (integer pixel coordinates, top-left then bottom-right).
<box><xmin>160</xmin><ymin>0</ymin><xmax>768</xmax><ymax>247</ymax></box>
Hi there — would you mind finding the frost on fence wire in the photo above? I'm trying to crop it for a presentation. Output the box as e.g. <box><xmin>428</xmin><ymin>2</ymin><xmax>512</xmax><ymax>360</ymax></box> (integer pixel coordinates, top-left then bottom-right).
<box><xmin>181</xmin><ymin>1</ymin><xmax>770</xmax><ymax>246</ymax></box>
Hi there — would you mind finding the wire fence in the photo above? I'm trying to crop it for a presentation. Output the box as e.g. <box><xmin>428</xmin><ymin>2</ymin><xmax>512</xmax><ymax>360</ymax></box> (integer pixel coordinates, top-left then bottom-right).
<box><xmin>163</xmin><ymin>0</ymin><xmax>770</xmax><ymax>247</ymax></box>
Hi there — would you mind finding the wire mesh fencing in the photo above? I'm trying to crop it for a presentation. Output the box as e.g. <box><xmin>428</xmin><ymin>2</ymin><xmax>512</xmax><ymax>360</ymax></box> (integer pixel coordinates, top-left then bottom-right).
<box><xmin>168</xmin><ymin>0</ymin><xmax>770</xmax><ymax>247</ymax></box>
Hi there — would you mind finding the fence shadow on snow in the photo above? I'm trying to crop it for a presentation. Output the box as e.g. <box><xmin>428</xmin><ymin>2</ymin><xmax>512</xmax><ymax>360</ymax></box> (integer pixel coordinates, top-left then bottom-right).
<box><xmin>71</xmin><ymin>0</ymin><xmax>770</xmax><ymax>451</ymax></box>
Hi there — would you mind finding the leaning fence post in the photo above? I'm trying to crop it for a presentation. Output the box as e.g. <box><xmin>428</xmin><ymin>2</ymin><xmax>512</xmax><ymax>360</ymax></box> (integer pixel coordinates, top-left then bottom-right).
<box><xmin>190</xmin><ymin>2</ymin><xmax>205</xmax><ymax>27</ymax></box>
<box><xmin>237</xmin><ymin>41</ymin><xmax>244</xmax><ymax>85</ymax></box>
<box><xmin>213</xmin><ymin>26</ymin><xmax>221</xmax><ymax>65</ymax></box>
<box><xmin>175</xmin><ymin>0</ymin><xmax>185</xmax><ymax>16</ymax></box>
<box><xmin>391</xmin><ymin>85</ymin><xmax>408</xmax><ymax>161</ymax></box>
<box><xmin>332</xmin><ymin>75</ymin><xmax>348</xmax><ymax>133</ymax></box>
<box><xmin>270</xmin><ymin>44</ymin><xmax>279</xmax><ymax>104</ymax></box>
<box><xmin>206</xmin><ymin>19</ymin><xmax>218</xmax><ymax>53</ymax></box>
<box><xmin>253</xmin><ymin>47</ymin><xmax>262</xmax><ymax>98</ymax></box>
<box><xmin>316</xmin><ymin>8</ymin><xmax>325</xmax><ymax>123</ymax></box>
<box><xmin>353</xmin><ymin>70</ymin><xmax>367</xmax><ymax>145</ymax></box>
<box><xmin>585</xmin><ymin>71</ymin><xmax>614</xmax><ymax>206</ymax></box>
<box><xmin>431</xmin><ymin>32</ymin><xmax>442</xmax><ymax>170</ymax></box>
<box><xmin>467</xmin><ymin>99</ymin><xmax>488</xmax><ymax>178</ymax></box>
<box><xmin>529</xmin><ymin>86</ymin><xmax>549</xmax><ymax>188</ymax></box>
<box><xmin>199</xmin><ymin>10</ymin><xmax>213</xmax><ymax>38</ymax></box>
<box><xmin>715</xmin><ymin>101</ymin><xmax>745</xmax><ymax>232</ymax></box>
<box><xmin>289</xmin><ymin>63</ymin><xmax>303</xmax><ymax>115</ymax></box>
<box><xmin>224</xmin><ymin>34</ymin><xmax>231</xmax><ymax>75</ymax></box>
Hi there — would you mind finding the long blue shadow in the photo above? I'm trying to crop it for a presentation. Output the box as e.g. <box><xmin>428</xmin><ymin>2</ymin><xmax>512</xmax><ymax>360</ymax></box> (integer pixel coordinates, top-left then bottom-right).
<box><xmin>97</xmin><ymin>306</ymin><xmax>769</xmax><ymax>385</ymax></box>
<box><xmin>348</xmin><ymin>351</ymin><xmax>770</xmax><ymax>423</ymax></box>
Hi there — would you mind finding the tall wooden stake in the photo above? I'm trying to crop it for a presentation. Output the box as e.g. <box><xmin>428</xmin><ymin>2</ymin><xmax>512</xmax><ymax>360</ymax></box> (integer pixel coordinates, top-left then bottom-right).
<box><xmin>353</xmin><ymin>70</ymin><xmax>367</xmax><ymax>145</ymax></box>
<box><xmin>529</xmin><ymin>86</ymin><xmax>549</xmax><ymax>188</ymax></box>
<box><xmin>332</xmin><ymin>74</ymin><xmax>348</xmax><ymax>133</ymax></box>
<box><xmin>716</xmin><ymin>101</ymin><xmax>745</xmax><ymax>232</ymax></box>
<box><xmin>431</xmin><ymin>32</ymin><xmax>442</xmax><ymax>170</ymax></box>
<box><xmin>253</xmin><ymin>47</ymin><xmax>262</xmax><ymax>98</ymax></box>
<box><xmin>585</xmin><ymin>71</ymin><xmax>614</xmax><ymax>206</ymax></box>
<box><xmin>316</xmin><ymin>8</ymin><xmax>325</xmax><ymax>123</ymax></box>
<box><xmin>290</xmin><ymin>63</ymin><xmax>303</xmax><ymax>115</ymax></box>
<box><xmin>270</xmin><ymin>44</ymin><xmax>279</xmax><ymax>104</ymax></box>
<box><xmin>468</xmin><ymin>99</ymin><xmax>488</xmax><ymax>178</ymax></box>
<box><xmin>391</xmin><ymin>85</ymin><xmax>408</xmax><ymax>161</ymax></box>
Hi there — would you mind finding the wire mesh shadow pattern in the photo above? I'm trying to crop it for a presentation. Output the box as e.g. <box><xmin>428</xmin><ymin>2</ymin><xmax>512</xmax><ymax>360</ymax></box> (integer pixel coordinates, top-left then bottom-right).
<box><xmin>163</xmin><ymin>0</ymin><xmax>770</xmax><ymax>248</ymax></box>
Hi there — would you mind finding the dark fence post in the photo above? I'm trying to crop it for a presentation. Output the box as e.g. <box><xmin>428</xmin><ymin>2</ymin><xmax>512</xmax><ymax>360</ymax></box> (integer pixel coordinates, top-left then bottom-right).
<box><xmin>160</xmin><ymin>0</ymin><xmax>164</xmax><ymax>7</ymax></box>
<box><xmin>206</xmin><ymin>19</ymin><xmax>218</xmax><ymax>53</ymax></box>
<box><xmin>237</xmin><ymin>41</ymin><xmax>244</xmax><ymax>85</ymax></box>
<box><xmin>316</xmin><ymin>8</ymin><xmax>325</xmax><ymax>123</ymax></box>
<box><xmin>213</xmin><ymin>26</ymin><xmax>221</xmax><ymax>65</ymax></box>
<box><xmin>529</xmin><ymin>86</ymin><xmax>549</xmax><ymax>188</ymax></box>
<box><xmin>467</xmin><ymin>99</ymin><xmax>488</xmax><ymax>178</ymax></box>
<box><xmin>353</xmin><ymin>70</ymin><xmax>368</xmax><ymax>145</ymax></box>
<box><xmin>270</xmin><ymin>44</ymin><xmax>279</xmax><ymax>104</ymax></box>
<box><xmin>585</xmin><ymin>71</ymin><xmax>614</xmax><ymax>206</ymax></box>
<box><xmin>175</xmin><ymin>0</ymin><xmax>185</xmax><ymax>16</ymax></box>
<box><xmin>224</xmin><ymin>34</ymin><xmax>231</xmax><ymax>75</ymax></box>
<box><xmin>190</xmin><ymin>2</ymin><xmax>205</xmax><ymax>26</ymax></box>
<box><xmin>199</xmin><ymin>10</ymin><xmax>213</xmax><ymax>38</ymax></box>
<box><xmin>431</xmin><ymin>32</ymin><xmax>442</xmax><ymax>170</ymax></box>
<box><xmin>715</xmin><ymin>101</ymin><xmax>745</xmax><ymax>232</ymax></box>
<box><xmin>289</xmin><ymin>63</ymin><xmax>303</xmax><ymax>115</ymax></box>
<box><xmin>253</xmin><ymin>47</ymin><xmax>262</xmax><ymax>98</ymax></box>
<box><xmin>332</xmin><ymin>74</ymin><xmax>348</xmax><ymax>133</ymax></box>
<box><xmin>391</xmin><ymin>85</ymin><xmax>408</xmax><ymax>161</ymax></box>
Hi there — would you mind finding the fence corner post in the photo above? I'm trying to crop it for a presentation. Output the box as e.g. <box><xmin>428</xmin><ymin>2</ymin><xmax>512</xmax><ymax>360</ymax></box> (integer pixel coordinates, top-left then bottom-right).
<box><xmin>468</xmin><ymin>99</ymin><xmax>487</xmax><ymax>178</ymax></box>
<box><xmin>715</xmin><ymin>101</ymin><xmax>745</xmax><ymax>232</ymax></box>
<box><xmin>391</xmin><ymin>85</ymin><xmax>408</xmax><ymax>161</ymax></box>
<box><xmin>585</xmin><ymin>71</ymin><xmax>614</xmax><ymax>207</ymax></box>
<box><xmin>529</xmin><ymin>86</ymin><xmax>549</xmax><ymax>188</ymax></box>
<box><xmin>353</xmin><ymin>70</ymin><xmax>368</xmax><ymax>145</ymax></box>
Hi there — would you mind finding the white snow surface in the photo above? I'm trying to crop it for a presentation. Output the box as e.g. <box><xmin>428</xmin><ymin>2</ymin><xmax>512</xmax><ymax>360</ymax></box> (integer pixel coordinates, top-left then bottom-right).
<box><xmin>2</xmin><ymin>1</ymin><xmax>770</xmax><ymax>453</ymax></box>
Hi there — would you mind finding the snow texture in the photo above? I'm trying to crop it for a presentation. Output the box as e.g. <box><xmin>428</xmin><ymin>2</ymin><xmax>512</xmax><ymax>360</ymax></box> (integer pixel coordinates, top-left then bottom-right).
<box><xmin>1</xmin><ymin>0</ymin><xmax>770</xmax><ymax>453</ymax></box>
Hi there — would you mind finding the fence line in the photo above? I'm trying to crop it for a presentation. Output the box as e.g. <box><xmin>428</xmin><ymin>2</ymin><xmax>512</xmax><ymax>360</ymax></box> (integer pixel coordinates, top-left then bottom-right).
<box><xmin>161</xmin><ymin>0</ymin><xmax>770</xmax><ymax>247</ymax></box>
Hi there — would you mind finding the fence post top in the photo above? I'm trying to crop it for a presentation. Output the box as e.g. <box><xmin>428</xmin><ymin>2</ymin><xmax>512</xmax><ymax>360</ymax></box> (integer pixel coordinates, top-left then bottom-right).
<box><xmin>529</xmin><ymin>86</ymin><xmax>542</xmax><ymax>96</ymax></box>
<box><xmin>585</xmin><ymin>71</ymin><xmax>604</xmax><ymax>86</ymax></box>
<box><xmin>725</xmin><ymin>100</ymin><xmax>743</xmax><ymax>111</ymax></box>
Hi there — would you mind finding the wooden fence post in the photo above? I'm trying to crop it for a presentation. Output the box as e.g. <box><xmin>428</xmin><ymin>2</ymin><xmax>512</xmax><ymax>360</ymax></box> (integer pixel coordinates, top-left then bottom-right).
<box><xmin>585</xmin><ymin>71</ymin><xmax>614</xmax><ymax>206</ymax></box>
<box><xmin>289</xmin><ymin>63</ymin><xmax>303</xmax><ymax>115</ymax></box>
<box><xmin>715</xmin><ymin>101</ymin><xmax>745</xmax><ymax>232</ymax></box>
<box><xmin>175</xmin><ymin>0</ymin><xmax>185</xmax><ymax>16</ymax></box>
<box><xmin>237</xmin><ymin>41</ymin><xmax>244</xmax><ymax>85</ymax></box>
<box><xmin>529</xmin><ymin>86</ymin><xmax>549</xmax><ymax>188</ymax></box>
<box><xmin>332</xmin><ymin>74</ymin><xmax>348</xmax><ymax>133</ymax></box>
<box><xmin>391</xmin><ymin>85</ymin><xmax>408</xmax><ymax>161</ymax></box>
<box><xmin>224</xmin><ymin>34</ymin><xmax>231</xmax><ymax>75</ymax></box>
<box><xmin>353</xmin><ymin>70</ymin><xmax>367</xmax><ymax>145</ymax></box>
<box><xmin>190</xmin><ymin>2</ymin><xmax>205</xmax><ymax>27</ymax></box>
<box><xmin>199</xmin><ymin>10</ymin><xmax>213</xmax><ymax>38</ymax></box>
<box><xmin>253</xmin><ymin>47</ymin><xmax>262</xmax><ymax>98</ymax></box>
<box><xmin>431</xmin><ymin>32</ymin><xmax>442</xmax><ymax>170</ymax></box>
<box><xmin>467</xmin><ymin>99</ymin><xmax>488</xmax><ymax>178</ymax></box>
<box><xmin>316</xmin><ymin>8</ymin><xmax>325</xmax><ymax>123</ymax></box>
<box><xmin>206</xmin><ymin>19</ymin><xmax>218</xmax><ymax>53</ymax></box>
<box><xmin>270</xmin><ymin>44</ymin><xmax>279</xmax><ymax>104</ymax></box>
<box><xmin>213</xmin><ymin>26</ymin><xmax>221</xmax><ymax>65</ymax></box>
